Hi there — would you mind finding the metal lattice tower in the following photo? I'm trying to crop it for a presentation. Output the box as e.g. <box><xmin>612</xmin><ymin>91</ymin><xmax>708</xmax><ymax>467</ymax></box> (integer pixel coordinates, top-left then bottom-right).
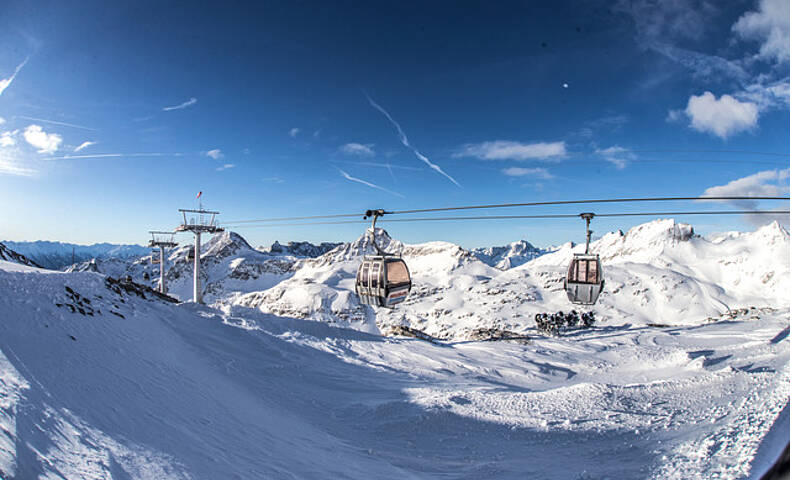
<box><xmin>174</xmin><ymin>209</ymin><xmax>223</xmax><ymax>303</ymax></box>
<box><xmin>148</xmin><ymin>231</ymin><xmax>178</xmax><ymax>295</ymax></box>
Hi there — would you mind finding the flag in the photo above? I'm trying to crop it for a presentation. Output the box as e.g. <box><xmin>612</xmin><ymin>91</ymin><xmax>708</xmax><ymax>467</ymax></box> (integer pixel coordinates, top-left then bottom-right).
<box><xmin>196</xmin><ymin>191</ymin><xmax>202</xmax><ymax>199</ymax></box>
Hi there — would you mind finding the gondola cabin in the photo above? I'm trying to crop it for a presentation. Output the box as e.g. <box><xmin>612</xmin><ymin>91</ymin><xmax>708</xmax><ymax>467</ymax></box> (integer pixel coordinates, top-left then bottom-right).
<box><xmin>564</xmin><ymin>253</ymin><xmax>604</xmax><ymax>305</ymax></box>
<box><xmin>356</xmin><ymin>255</ymin><xmax>411</xmax><ymax>307</ymax></box>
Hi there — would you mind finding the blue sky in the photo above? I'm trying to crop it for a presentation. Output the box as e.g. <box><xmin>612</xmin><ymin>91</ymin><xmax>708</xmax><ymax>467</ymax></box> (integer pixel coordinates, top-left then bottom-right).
<box><xmin>1</xmin><ymin>0</ymin><xmax>790</xmax><ymax>248</ymax></box>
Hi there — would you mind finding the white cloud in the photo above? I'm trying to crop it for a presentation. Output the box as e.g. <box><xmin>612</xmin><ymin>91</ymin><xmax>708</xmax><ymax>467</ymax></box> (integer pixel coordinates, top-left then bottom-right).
<box><xmin>702</xmin><ymin>168</ymin><xmax>790</xmax><ymax>208</ymax></box>
<box><xmin>262</xmin><ymin>176</ymin><xmax>285</xmax><ymax>183</ymax></box>
<box><xmin>74</xmin><ymin>141</ymin><xmax>96</xmax><ymax>152</ymax></box>
<box><xmin>205</xmin><ymin>149</ymin><xmax>223</xmax><ymax>160</ymax></box>
<box><xmin>339</xmin><ymin>142</ymin><xmax>375</xmax><ymax>157</ymax></box>
<box><xmin>702</xmin><ymin>168</ymin><xmax>790</xmax><ymax>225</ymax></box>
<box><xmin>289</xmin><ymin>128</ymin><xmax>301</xmax><ymax>138</ymax></box>
<box><xmin>338</xmin><ymin>168</ymin><xmax>404</xmax><ymax>198</ymax></box>
<box><xmin>733</xmin><ymin>0</ymin><xmax>790</xmax><ymax>64</ymax></box>
<box><xmin>502</xmin><ymin>167</ymin><xmax>554</xmax><ymax>179</ymax></box>
<box><xmin>454</xmin><ymin>140</ymin><xmax>566</xmax><ymax>161</ymax></box>
<box><xmin>684</xmin><ymin>91</ymin><xmax>758</xmax><ymax>139</ymax></box>
<box><xmin>595</xmin><ymin>146</ymin><xmax>636</xmax><ymax>169</ymax></box>
<box><xmin>0</xmin><ymin>117</ymin><xmax>5</xmax><ymax>125</ymax></box>
<box><xmin>216</xmin><ymin>163</ymin><xmax>235</xmax><ymax>171</ymax></box>
<box><xmin>23</xmin><ymin>125</ymin><xmax>62</xmax><ymax>154</ymax></box>
<box><xmin>162</xmin><ymin>97</ymin><xmax>197</xmax><ymax>111</ymax></box>
<box><xmin>0</xmin><ymin>130</ymin><xmax>18</xmax><ymax>148</ymax></box>
<box><xmin>0</xmin><ymin>57</ymin><xmax>29</xmax><ymax>97</ymax></box>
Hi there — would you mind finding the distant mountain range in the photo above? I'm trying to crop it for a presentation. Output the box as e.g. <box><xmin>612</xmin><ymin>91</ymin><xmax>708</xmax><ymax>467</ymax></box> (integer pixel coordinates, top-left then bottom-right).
<box><xmin>0</xmin><ymin>242</ymin><xmax>41</xmax><ymax>268</ymax></box>
<box><xmin>1</xmin><ymin>241</ymin><xmax>150</xmax><ymax>270</ymax></box>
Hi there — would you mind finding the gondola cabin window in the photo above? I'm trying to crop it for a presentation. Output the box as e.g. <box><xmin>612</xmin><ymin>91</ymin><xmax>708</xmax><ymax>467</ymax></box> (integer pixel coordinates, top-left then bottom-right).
<box><xmin>387</xmin><ymin>260</ymin><xmax>410</xmax><ymax>286</ymax></box>
<box><xmin>569</xmin><ymin>258</ymin><xmax>599</xmax><ymax>284</ymax></box>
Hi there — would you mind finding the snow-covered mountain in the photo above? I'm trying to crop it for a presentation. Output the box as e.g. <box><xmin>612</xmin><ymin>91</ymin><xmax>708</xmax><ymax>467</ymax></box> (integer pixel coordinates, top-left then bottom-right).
<box><xmin>471</xmin><ymin>239</ymin><xmax>546</xmax><ymax>269</ymax></box>
<box><xmin>259</xmin><ymin>240</ymin><xmax>342</xmax><ymax>257</ymax></box>
<box><xmin>3</xmin><ymin>240</ymin><xmax>149</xmax><ymax>270</ymax></box>
<box><xmin>232</xmin><ymin>219</ymin><xmax>790</xmax><ymax>339</ymax></box>
<box><xmin>0</xmin><ymin>242</ymin><xmax>41</xmax><ymax>268</ymax></box>
<box><xmin>129</xmin><ymin>231</ymin><xmax>299</xmax><ymax>302</ymax></box>
<box><xmin>20</xmin><ymin>218</ymin><xmax>790</xmax><ymax>341</ymax></box>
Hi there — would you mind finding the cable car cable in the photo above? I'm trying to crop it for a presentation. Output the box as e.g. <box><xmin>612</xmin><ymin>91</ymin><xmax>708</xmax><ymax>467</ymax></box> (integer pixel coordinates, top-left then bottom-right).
<box><xmin>221</xmin><ymin>209</ymin><xmax>790</xmax><ymax>229</ymax></box>
<box><xmin>223</xmin><ymin>196</ymin><xmax>790</xmax><ymax>225</ymax></box>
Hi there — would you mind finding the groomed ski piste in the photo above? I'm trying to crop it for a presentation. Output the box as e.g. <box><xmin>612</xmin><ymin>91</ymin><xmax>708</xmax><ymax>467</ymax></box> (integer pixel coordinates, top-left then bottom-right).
<box><xmin>1</xmin><ymin>219</ymin><xmax>789</xmax><ymax>479</ymax></box>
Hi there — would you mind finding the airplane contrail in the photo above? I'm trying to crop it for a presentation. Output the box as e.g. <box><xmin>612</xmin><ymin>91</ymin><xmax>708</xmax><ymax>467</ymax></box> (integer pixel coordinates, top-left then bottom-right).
<box><xmin>16</xmin><ymin>115</ymin><xmax>97</xmax><ymax>131</ymax></box>
<box><xmin>0</xmin><ymin>57</ymin><xmax>29</xmax><ymax>97</ymax></box>
<box><xmin>337</xmin><ymin>168</ymin><xmax>405</xmax><ymax>198</ymax></box>
<box><xmin>366</xmin><ymin>94</ymin><xmax>461</xmax><ymax>188</ymax></box>
<box><xmin>162</xmin><ymin>97</ymin><xmax>197</xmax><ymax>111</ymax></box>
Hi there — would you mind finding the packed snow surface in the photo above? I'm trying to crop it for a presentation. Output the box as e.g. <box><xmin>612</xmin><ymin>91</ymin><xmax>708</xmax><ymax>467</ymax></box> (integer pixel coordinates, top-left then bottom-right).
<box><xmin>1</xmin><ymin>219</ymin><xmax>789</xmax><ymax>479</ymax></box>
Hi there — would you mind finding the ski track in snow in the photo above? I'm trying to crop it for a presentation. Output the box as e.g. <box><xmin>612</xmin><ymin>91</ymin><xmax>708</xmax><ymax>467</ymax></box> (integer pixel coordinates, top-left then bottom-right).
<box><xmin>0</xmin><ymin>218</ymin><xmax>789</xmax><ymax>479</ymax></box>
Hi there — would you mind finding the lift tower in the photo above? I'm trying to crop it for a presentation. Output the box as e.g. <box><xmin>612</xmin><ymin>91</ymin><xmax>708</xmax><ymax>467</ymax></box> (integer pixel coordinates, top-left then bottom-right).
<box><xmin>148</xmin><ymin>231</ymin><xmax>178</xmax><ymax>294</ymax></box>
<box><xmin>175</xmin><ymin>209</ymin><xmax>223</xmax><ymax>304</ymax></box>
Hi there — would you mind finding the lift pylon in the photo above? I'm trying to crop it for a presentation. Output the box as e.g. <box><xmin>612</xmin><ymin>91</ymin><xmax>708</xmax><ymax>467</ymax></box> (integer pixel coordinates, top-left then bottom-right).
<box><xmin>148</xmin><ymin>231</ymin><xmax>178</xmax><ymax>295</ymax></box>
<box><xmin>174</xmin><ymin>208</ymin><xmax>223</xmax><ymax>304</ymax></box>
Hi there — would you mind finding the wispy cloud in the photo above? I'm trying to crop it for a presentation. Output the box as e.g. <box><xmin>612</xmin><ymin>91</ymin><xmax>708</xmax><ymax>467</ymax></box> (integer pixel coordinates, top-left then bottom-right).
<box><xmin>0</xmin><ymin>130</ymin><xmax>18</xmax><ymax>147</ymax></box>
<box><xmin>614</xmin><ymin>0</ymin><xmax>718</xmax><ymax>44</ymax></box>
<box><xmin>577</xmin><ymin>114</ymin><xmax>629</xmax><ymax>138</ymax></box>
<box><xmin>339</xmin><ymin>142</ymin><xmax>375</xmax><ymax>157</ymax></box>
<box><xmin>16</xmin><ymin>115</ymin><xmax>97</xmax><ymax>132</ymax></box>
<box><xmin>502</xmin><ymin>167</ymin><xmax>554</xmax><ymax>179</ymax></box>
<box><xmin>648</xmin><ymin>42</ymin><xmax>749</xmax><ymax>83</ymax></box>
<box><xmin>366</xmin><ymin>94</ymin><xmax>461</xmax><ymax>187</ymax></box>
<box><xmin>74</xmin><ymin>141</ymin><xmax>96</xmax><ymax>152</ymax></box>
<box><xmin>454</xmin><ymin>140</ymin><xmax>566</xmax><ymax>161</ymax></box>
<box><xmin>205</xmin><ymin>149</ymin><xmax>224</xmax><ymax>160</ymax></box>
<box><xmin>594</xmin><ymin>145</ymin><xmax>636</xmax><ymax>169</ymax></box>
<box><xmin>337</xmin><ymin>168</ymin><xmax>404</xmax><ymax>198</ymax></box>
<box><xmin>262</xmin><ymin>176</ymin><xmax>285</xmax><ymax>183</ymax></box>
<box><xmin>216</xmin><ymin>163</ymin><xmax>235</xmax><ymax>171</ymax></box>
<box><xmin>24</xmin><ymin>125</ymin><xmax>62</xmax><ymax>154</ymax></box>
<box><xmin>0</xmin><ymin>117</ymin><xmax>5</xmax><ymax>125</ymax></box>
<box><xmin>289</xmin><ymin>127</ymin><xmax>301</xmax><ymax>138</ymax></box>
<box><xmin>332</xmin><ymin>160</ymin><xmax>421</xmax><ymax>171</ymax></box>
<box><xmin>162</xmin><ymin>97</ymin><xmax>197</xmax><ymax>111</ymax></box>
<box><xmin>0</xmin><ymin>57</ymin><xmax>29</xmax><ymax>97</ymax></box>
<box><xmin>0</xmin><ymin>148</ymin><xmax>35</xmax><ymax>177</ymax></box>
<box><xmin>42</xmin><ymin>152</ymin><xmax>184</xmax><ymax>160</ymax></box>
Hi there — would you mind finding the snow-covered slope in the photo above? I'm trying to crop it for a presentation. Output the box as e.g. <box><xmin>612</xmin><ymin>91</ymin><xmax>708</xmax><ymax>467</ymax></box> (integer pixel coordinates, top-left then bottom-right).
<box><xmin>0</xmin><ymin>261</ymin><xmax>788</xmax><ymax>479</ymax></box>
<box><xmin>4</xmin><ymin>240</ymin><xmax>149</xmax><ymax>270</ymax></box>
<box><xmin>0</xmin><ymin>242</ymin><xmax>41</xmax><ymax>268</ymax></box>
